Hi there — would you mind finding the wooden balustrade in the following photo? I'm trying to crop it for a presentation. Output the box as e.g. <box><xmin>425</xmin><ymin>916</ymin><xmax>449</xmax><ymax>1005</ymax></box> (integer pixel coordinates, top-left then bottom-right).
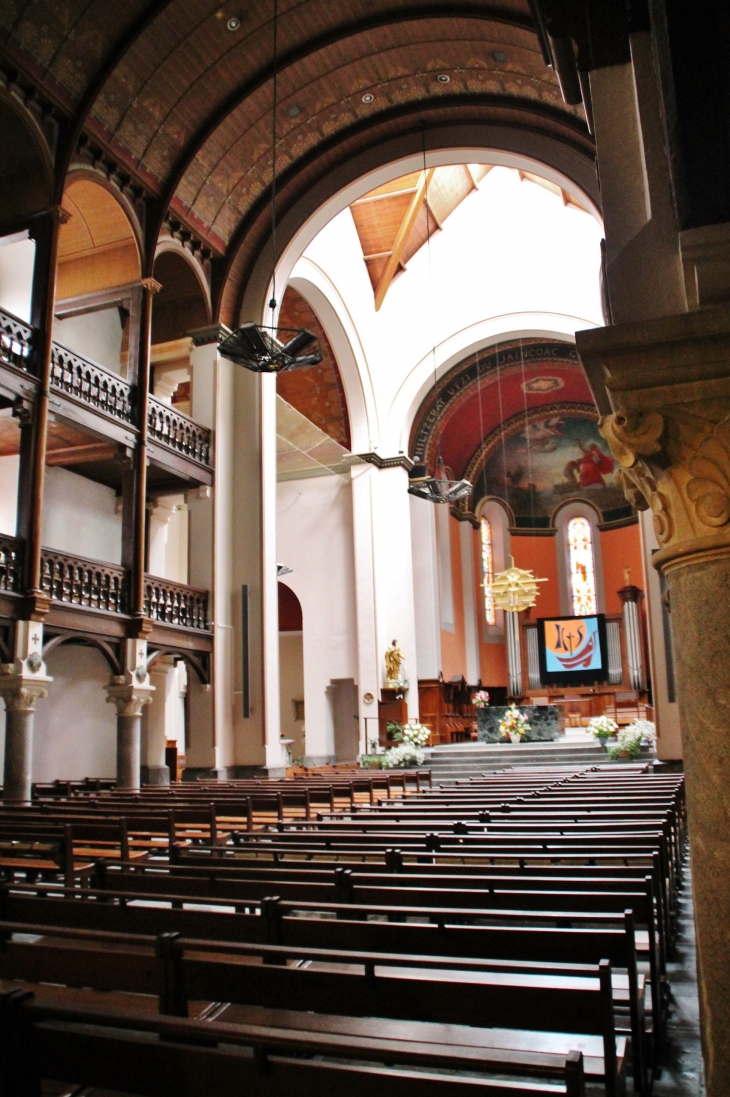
<box><xmin>148</xmin><ymin>396</ymin><xmax>212</xmax><ymax>466</ymax></box>
<box><xmin>40</xmin><ymin>549</ymin><xmax>129</xmax><ymax>614</ymax></box>
<box><xmin>35</xmin><ymin>548</ymin><xmax>210</xmax><ymax>632</ymax></box>
<box><xmin>0</xmin><ymin>306</ymin><xmax>34</xmax><ymax>372</ymax></box>
<box><xmin>0</xmin><ymin>533</ymin><xmax>23</xmax><ymax>592</ymax></box>
<box><xmin>49</xmin><ymin>342</ymin><xmax>134</xmax><ymax>423</ymax></box>
<box><xmin>145</xmin><ymin>575</ymin><xmax>209</xmax><ymax>630</ymax></box>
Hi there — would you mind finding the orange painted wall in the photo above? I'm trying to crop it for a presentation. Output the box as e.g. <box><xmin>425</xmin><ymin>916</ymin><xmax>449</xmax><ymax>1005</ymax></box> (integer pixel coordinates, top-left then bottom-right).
<box><xmin>440</xmin><ymin>514</ymin><xmax>468</xmax><ymax>680</ymax></box>
<box><xmin>600</xmin><ymin>522</ymin><xmax>644</xmax><ymax>614</ymax></box>
<box><xmin>510</xmin><ymin>535</ymin><xmax>562</xmax><ymax>618</ymax></box>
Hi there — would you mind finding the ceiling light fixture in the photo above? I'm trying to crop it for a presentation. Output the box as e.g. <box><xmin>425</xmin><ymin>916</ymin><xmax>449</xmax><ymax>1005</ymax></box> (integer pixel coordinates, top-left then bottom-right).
<box><xmin>227</xmin><ymin>16</ymin><xmax>241</xmax><ymax>30</ymax></box>
<box><xmin>218</xmin><ymin>0</ymin><xmax>323</xmax><ymax>374</ymax></box>
<box><xmin>361</xmin><ymin>93</ymin><xmax>374</xmax><ymax>103</ymax></box>
<box><xmin>287</xmin><ymin>104</ymin><xmax>301</xmax><ymax>118</ymax></box>
<box><xmin>407</xmin><ymin>129</ymin><xmax>472</xmax><ymax>506</ymax></box>
<box><xmin>492</xmin><ymin>50</ymin><xmax>506</xmax><ymax>62</ymax></box>
<box><xmin>437</xmin><ymin>74</ymin><xmax>450</xmax><ymax>83</ymax></box>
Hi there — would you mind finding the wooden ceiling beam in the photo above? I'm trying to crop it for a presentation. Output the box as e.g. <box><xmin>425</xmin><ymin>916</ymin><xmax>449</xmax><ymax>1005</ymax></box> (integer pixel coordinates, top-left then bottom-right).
<box><xmin>374</xmin><ymin>168</ymin><xmax>434</xmax><ymax>311</ymax></box>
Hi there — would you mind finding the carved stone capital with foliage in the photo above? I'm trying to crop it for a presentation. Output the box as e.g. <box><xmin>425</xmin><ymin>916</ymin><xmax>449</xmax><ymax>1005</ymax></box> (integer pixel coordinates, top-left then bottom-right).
<box><xmin>599</xmin><ymin>403</ymin><xmax>730</xmax><ymax>570</ymax></box>
<box><xmin>105</xmin><ymin>677</ymin><xmax>155</xmax><ymax>718</ymax></box>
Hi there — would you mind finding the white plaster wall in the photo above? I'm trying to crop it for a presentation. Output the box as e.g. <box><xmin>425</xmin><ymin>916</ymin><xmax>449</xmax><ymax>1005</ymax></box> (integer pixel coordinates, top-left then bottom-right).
<box><xmin>293</xmin><ymin>166</ymin><xmax>604</xmax><ymax>456</ymax></box>
<box><xmin>0</xmin><ymin>234</ymin><xmax>35</xmax><ymax>322</ymax></box>
<box><xmin>42</xmin><ymin>466</ymin><xmax>122</xmax><ymax>564</ymax></box>
<box><xmin>33</xmin><ymin>645</ymin><xmax>117</xmax><ymax>781</ymax></box>
<box><xmin>409</xmin><ymin>494</ymin><xmax>441</xmax><ymax>679</ymax></box>
<box><xmin>0</xmin><ymin>453</ymin><xmax>18</xmax><ymax>535</ymax></box>
<box><xmin>279</xmin><ymin>632</ymin><xmax>305</xmax><ymax>760</ymax></box>
<box><xmin>53</xmin><ymin>307</ymin><xmax>124</xmax><ymax>374</ymax></box>
<box><xmin>277</xmin><ymin>473</ymin><xmax>357</xmax><ymax>762</ymax></box>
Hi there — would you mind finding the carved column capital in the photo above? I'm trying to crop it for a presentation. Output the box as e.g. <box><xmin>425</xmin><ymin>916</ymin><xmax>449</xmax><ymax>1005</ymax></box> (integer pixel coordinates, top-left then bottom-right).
<box><xmin>577</xmin><ymin>306</ymin><xmax>730</xmax><ymax>574</ymax></box>
<box><xmin>105</xmin><ymin>678</ymin><xmax>155</xmax><ymax>718</ymax></box>
<box><xmin>0</xmin><ymin>670</ymin><xmax>50</xmax><ymax>713</ymax></box>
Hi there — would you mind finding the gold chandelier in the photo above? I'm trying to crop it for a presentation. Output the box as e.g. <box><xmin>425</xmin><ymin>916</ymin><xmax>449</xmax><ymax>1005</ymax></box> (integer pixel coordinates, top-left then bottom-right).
<box><xmin>492</xmin><ymin>556</ymin><xmax>548</xmax><ymax>613</ymax></box>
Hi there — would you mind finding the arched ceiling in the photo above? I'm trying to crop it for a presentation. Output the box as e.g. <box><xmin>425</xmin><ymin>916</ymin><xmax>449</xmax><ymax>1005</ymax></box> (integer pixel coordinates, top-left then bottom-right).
<box><xmin>0</xmin><ymin>1</ymin><xmax>595</xmax><ymax>312</ymax></box>
<box><xmin>409</xmin><ymin>338</ymin><xmax>596</xmax><ymax>480</ymax></box>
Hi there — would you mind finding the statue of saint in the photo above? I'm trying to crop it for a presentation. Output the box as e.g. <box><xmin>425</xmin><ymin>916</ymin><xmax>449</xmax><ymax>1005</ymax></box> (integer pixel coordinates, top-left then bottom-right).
<box><xmin>623</xmin><ymin>565</ymin><xmax>632</xmax><ymax>587</ymax></box>
<box><xmin>384</xmin><ymin>639</ymin><xmax>404</xmax><ymax>683</ymax></box>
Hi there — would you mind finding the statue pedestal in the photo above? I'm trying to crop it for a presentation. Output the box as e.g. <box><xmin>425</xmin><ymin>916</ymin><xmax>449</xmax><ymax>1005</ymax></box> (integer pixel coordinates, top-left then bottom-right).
<box><xmin>378</xmin><ymin>687</ymin><xmax>408</xmax><ymax>747</ymax></box>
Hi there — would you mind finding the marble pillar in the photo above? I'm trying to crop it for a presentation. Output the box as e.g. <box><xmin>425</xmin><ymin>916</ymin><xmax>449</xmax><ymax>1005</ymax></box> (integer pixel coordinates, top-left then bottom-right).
<box><xmin>0</xmin><ymin>622</ymin><xmax>52</xmax><ymax>802</ymax></box>
<box><xmin>106</xmin><ymin>640</ymin><xmax>154</xmax><ymax>790</ymax></box>
<box><xmin>577</xmin><ymin>304</ymin><xmax>730</xmax><ymax>1095</ymax></box>
<box><xmin>0</xmin><ymin>677</ymin><xmax>50</xmax><ymax>802</ymax></box>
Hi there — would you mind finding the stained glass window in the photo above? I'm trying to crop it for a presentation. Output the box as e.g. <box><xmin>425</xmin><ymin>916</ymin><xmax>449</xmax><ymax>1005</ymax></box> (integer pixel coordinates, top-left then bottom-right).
<box><xmin>480</xmin><ymin>518</ymin><xmax>496</xmax><ymax>625</ymax></box>
<box><xmin>568</xmin><ymin>516</ymin><xmax>597</xmax><ymax>616</ymax></box>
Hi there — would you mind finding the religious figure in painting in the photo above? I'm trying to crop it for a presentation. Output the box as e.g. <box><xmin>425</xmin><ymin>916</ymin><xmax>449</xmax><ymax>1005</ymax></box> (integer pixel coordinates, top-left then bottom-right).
<box><xmin>384</xmin><ymin>639</ymin><xmax>404</xmax><ymax>683</ymax></box>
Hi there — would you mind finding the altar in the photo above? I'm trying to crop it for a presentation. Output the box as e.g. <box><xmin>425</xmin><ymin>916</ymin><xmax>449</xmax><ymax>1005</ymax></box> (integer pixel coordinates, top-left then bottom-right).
<box><xmin>476</xmin><ymin>704</ymin><xmax>563</xmax><ymax>742</ymax></box>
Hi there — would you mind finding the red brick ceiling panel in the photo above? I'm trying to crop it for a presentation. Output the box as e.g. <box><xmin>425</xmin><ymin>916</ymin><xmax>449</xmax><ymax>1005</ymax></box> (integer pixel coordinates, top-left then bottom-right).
<box><xmin>276</xmin><ymin>286</ymin><xmax>351</xmax><ymax>449</ymax></box>
<box><xmin>409</xmin><ymin>339</ymin><xmax>595</xmax><ymax>480</ymax></box>
<box><xmin>0</xmin><ymin>0</ymin><xmax>152</xmax><ymax>112</ymax></box>
<box><xmin>171</xmin><ymin>18</ymin><xmax>575</xmax><ymax>248</ymax></box>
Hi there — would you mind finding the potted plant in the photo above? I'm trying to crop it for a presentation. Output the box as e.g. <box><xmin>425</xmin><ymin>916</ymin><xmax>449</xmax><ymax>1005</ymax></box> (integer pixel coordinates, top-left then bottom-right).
<box><xmin>498</xmin><ymin>703</ymin><xmax>531</xmax><ymax>744</ymax></box>
<box><xmin>588</xmin><ymin>715</ymin><xmax>618</xmax><ymax>748</ymax></box>
<box><xmin>606</xmin><ymin>720</ymin><xmax>656</xmax><ymax>761</ymax></box>
<box><xmin>381</xmin><ymin>721</ymin><xmax>431</xmax><ymax>768</ymax></box>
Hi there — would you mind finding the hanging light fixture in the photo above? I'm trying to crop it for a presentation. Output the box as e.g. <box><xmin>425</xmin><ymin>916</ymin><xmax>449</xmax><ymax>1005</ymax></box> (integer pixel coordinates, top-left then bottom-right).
<box><xmin>408</xmin><ymin>457</ymin><xmax>472</xmax><ymax>504</ymax></box>
<box><xmin>407</xmin><ymin>131</ymin><xmax>472</xmax><ymax>506</ymax></box>
<box><xmin>218</xmin><ymin>0</ymin><xmax>322</xmax><ymax>374</ymax></box>
<box><xmin>492</xmin><ymin>556</ymin><xmax>548</xmax><ymax>613</ymax></box>
<box><xmin>489</xmin><ymin>343</ymin><xmax>547</xmax><ymax>613</ymax></box>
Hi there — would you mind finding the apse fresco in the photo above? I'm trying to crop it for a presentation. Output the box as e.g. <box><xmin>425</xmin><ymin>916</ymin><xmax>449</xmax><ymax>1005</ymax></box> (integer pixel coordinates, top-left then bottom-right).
<box><xmin>480</xmin><ymin>414</ymin><xmax>628</xmax><ymax>526</ymax></box>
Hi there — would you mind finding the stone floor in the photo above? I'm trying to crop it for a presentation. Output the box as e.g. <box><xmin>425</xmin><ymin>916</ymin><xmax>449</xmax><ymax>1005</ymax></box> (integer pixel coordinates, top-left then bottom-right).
<box><xmin>653</xmin><ymin>859</ymin><xmax>705</xmax><ymax>1095</ymax></box>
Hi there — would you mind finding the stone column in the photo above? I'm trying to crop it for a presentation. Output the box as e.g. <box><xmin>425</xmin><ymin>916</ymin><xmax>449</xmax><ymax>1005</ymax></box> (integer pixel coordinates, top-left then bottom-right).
<box><xmin>0</xmin><ymin>621</ymin><xmax>52</xmax><ymax>802</ymax></box>
<box><xmin>577</xmin><ymin>304</ymin><xmax>730</xmax><ymax>1094</ymax></box>
<box><xmin>106</xmin><ymin>640</ymin><xmax>154</xmax><ymax>790</ymax></box>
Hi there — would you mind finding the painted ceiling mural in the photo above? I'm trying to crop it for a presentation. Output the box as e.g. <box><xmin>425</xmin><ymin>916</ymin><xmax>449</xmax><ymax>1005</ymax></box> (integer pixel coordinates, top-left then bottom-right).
<box><xmin>409</xmin><ymin>338</ymin><xmax>634</xmax><ymax>530</ymax></box>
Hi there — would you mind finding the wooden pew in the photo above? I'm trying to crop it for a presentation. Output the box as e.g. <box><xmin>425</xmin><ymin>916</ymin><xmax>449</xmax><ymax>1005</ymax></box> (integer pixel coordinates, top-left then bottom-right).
<box><xmin>0</xmin><ymin>987</ymin><xmax>588</xmax><ymax>1097</ymax></box>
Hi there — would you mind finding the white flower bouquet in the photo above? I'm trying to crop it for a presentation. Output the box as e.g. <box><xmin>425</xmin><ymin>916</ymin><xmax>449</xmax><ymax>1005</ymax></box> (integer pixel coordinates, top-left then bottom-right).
<box><xmin>607</xmin><ymin>720</ymin><xmax>656</xmax><ymax>760</ymax></box>
<box><xmin>588</xmin><ymin>715</ymin><xmax>618</xmax><ymax>742</ymax></box>
<box><xmin>381</xmin><ymin>742</ymin><xmax>425</xmax><ymax>768</ymax></box>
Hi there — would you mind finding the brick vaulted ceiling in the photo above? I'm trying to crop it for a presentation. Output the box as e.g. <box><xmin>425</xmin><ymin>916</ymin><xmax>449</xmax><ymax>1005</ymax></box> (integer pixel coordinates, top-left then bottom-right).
<box><xmin>0</xmin><ymin>1</ymin><xmax>594</xmax><ymax>321</ymax></box>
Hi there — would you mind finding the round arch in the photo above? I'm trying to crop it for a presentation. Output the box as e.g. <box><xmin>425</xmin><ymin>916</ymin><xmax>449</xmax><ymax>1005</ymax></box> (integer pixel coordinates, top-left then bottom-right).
<box><xmin>146</xmin><ymin>646</ymin><xmax>210</xmax><ymax>685</ymax></box>
<box><xmin>42</xmin><ymin>633</ymin><xmax>122</xmax><ymax>676</ymax></box>
<box><xmin>0</xmin><ymin>90</ymin><xmax>54</xmax><ymax>227</ymax></box>
<box><xmin>230</xmin><ymin>124</ymin><xmax>601</xmax><ymax>329</ymax></box>
<box><xmin>57</xmin><ymin>175</ymin><xmax>142</xmax><ymax>300</ymax></box>
<box><xmin>152</xmin><ymin>243</ymin><xmax>212</xmax><ymax>343</ymax></box>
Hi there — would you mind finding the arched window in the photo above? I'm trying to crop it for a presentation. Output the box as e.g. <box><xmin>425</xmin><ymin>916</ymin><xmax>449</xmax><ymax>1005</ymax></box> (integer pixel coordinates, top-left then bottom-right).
<box><xmin>480</xmin><ymin>517</ymin><xmax>496</xmax><ymax>625</ymax></box>
<box><xmin>567</xmin><ymin>516</ymin><xmax>597</xmax><ymax>615</ymax></box>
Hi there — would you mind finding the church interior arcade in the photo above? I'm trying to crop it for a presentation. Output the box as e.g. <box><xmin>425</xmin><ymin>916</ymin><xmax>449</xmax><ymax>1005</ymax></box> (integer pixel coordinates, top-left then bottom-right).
<box><xmin>0</xmin><ymin>1</ymin><xmax>727</xmax><ymax>1093</ymax></box>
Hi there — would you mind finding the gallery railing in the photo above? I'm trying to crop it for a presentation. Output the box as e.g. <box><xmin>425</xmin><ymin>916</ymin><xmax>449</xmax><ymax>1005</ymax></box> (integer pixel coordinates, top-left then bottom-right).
<box><xmin>50</xmin><ymin>342</ymin><xmax>134</xmax><ymax>424</ymax></box>
<box><xmin>40</xmin><ymin>549</ymin><xmax>129</xmax><ymax>615</ymax></box>
<box><xmin>0</xmin><ymin>307</ymin><xmax>34</xmax><ymax>373</ymax></box>
<box><xmin>148</xmin><ymin>397</ymin><xmax>212</xmax><ymax>468</ymax></box>
<box><xmin>0</xmin><ymin>534</ymin><xmax>23</xmax><ymax>593</ymax></box>
<box><xmin>144</xmin><ymin>576</ymin><xmax>210</xmax><ymax>631</ymax></box>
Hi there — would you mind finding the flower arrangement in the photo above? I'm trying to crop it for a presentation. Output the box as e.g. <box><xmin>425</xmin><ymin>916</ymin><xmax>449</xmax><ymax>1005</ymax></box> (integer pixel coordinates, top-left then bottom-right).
<box><xmin>588</xmin><ymin>715</ymin><xmax>618</xmax><ymax>742</ymax></box>
<box><xmin>607</xmin><ymin>720</ymin><xmax>656</xmax><ymax>760</ymax></box>
<box><xmin>381</xmin><ymin>742</ymin><xmax>425</xmax><ymax>768</ymax></box>
<box><xmin>472</xmin><ymin>690</ymin><xmax>491</xmax><ymax>709</ymax></box>
<box><xmin>498</xmin><ymin>703</ymin><xmax>531</xmax><ymax>741</ymax></box>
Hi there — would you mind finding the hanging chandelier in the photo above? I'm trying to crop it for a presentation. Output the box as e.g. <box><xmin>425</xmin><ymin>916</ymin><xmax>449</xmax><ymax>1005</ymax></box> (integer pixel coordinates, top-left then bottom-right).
<box><xmin>492</xmin><ymin>556</ymin><xmax>548</xmax><ymax>613</ymax></box>
<box><xmin>218</xmin><ymin>0</ymin><xmax>321</xmax><ymax>374</ymax></box>
<box><xmin>218</xmin><ymin>323</ymin><xmax>322</xmax><ymax>373</ymax></box>
<box><xmin>408</xmin><ymin>457</ymin><xmax>472</xmax><ymax>504</ymax></box>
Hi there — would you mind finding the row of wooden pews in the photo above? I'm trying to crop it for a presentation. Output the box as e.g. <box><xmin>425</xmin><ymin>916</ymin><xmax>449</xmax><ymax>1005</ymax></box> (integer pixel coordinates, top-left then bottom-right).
<box><xmin>0</xmin><ymin>763</ymin><xmax>686</xmax><ymax>1097</ymax></box>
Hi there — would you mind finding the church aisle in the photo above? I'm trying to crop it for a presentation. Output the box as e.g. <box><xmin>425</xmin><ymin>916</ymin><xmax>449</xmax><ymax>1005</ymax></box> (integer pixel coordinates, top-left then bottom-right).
<box><xmin>654</xmin><ymin>861</ymin><xmax>704</xmax><ymax>1096</ymax></box>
